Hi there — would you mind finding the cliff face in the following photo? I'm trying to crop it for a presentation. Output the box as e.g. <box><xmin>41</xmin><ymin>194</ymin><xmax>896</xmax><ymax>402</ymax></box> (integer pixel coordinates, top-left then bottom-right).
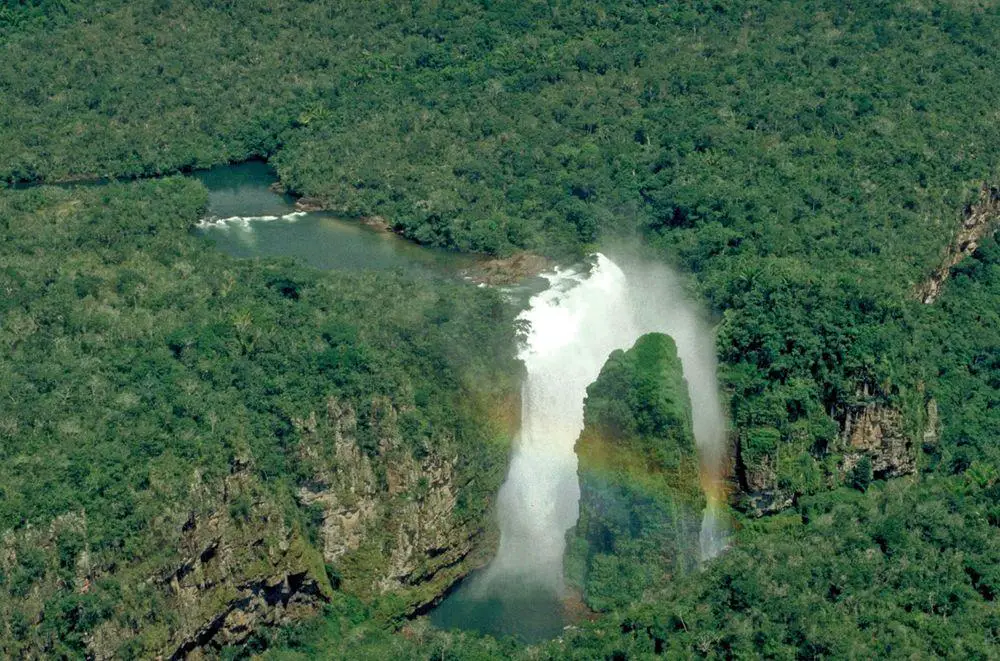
<box><xmin>738</xmin><ymin>451</ymin><xmax>794</xmax><ymax>517</ymax></box>
<box><xmin>565</xmin><ymin>333</ymin><xmax>704</xmax><ymax>612</ymax></box>
<box><xmin>294</xmin><ymin>397</ymin><xmax>503</xmax><ymax>607</ymax></box>
<box><xmin>840</xmin><ymin>405</ymin><xmax>915</xmax><ymax>479</ymax></box>
<box><xmin>1</xmin><ymin>459</ymin><xmax>332</xmax><ymax>660</ymax></box>
<box><xmin>736</xmin><ymin>392</ymin><xmax>939</xmax><ymax>517</ymax></box>
<box><xmin>919</xmin><ymin>183</ymin><xmax>1000</xmax><ymax>304</ymax></box>
<box><xmin>0</xmin><ymin>393</ymin><xmax>514</xmax><ymax>659</ymax></box>
<box><xmin>142</xmin><ymin>463</ymin><xmax>331</xmax><ymax>660</ymax></box>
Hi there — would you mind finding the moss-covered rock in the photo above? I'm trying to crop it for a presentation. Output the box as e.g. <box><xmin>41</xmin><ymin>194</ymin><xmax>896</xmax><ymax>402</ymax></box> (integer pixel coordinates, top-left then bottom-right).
<box><xmin>566</xmin><ymin>333</ymin><xmax>704</xmax><ymax>612</ymax></box>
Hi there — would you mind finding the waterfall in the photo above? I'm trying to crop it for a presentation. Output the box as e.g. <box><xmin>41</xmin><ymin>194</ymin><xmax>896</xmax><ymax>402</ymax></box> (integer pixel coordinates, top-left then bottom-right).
<box><xmin>484</xmin><ymin>252</ymin><xmax>730</xmax><ymax>588</ymax></box>
<box><xmin>431</xmin><ymin>252</ymin><xmax>729</xmax><ymax>640</ymax></box>
<box><xmin>483</xmin><ymin>254</ymin><xmax>640</xmax><ymax>590</ymax></box>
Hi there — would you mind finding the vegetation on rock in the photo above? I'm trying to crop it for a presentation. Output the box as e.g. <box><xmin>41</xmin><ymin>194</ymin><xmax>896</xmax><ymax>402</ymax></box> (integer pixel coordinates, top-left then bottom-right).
<box><xmin>0</xmin><ymin>179</ymin><xmax>520</xmax><ymax>657</ymax></box>
<box><xmin>566</xmin><ymin>333</ymin><xmax>703</xmax><ymax>612</ymax></box>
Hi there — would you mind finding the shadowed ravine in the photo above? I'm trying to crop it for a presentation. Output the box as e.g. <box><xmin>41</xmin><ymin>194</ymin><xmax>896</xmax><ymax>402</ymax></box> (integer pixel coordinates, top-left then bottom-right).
<box><xmin>431</xmin><ymin>253</ymin><xmax>730</xmax><ymax>641</ymax></box>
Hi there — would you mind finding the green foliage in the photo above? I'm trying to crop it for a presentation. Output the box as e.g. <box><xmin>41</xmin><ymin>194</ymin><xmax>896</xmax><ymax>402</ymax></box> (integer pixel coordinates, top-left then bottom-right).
<box><xmin>278</xmin><ymin>234</ymin><xmax>1000</xmax><ymax>657</ymax></box>
<box><xmin>0</xmin><ymin>0</ymin><xmax>87</xmax><ymax>34</ymax></box>
<box><xmin>551</xmin><ymin>478</ymin><xmax>1000</xmax><ymax>659</ymax></box>
<box><xmin>263</xmin><ymin>485</ymin><xmax>1000</xmax><ymax>659</ymax></box>
<box><xmin>742</xmin><ymin>426</ymin><xmax>780</xmax><ymax>469</ymax></box>
<box><xmin>1</xmin><ymin>0</ymin><xmax>997</xmax><ymax>490</ymax></box>
<box><xmin>3</xmin><ymin>1</ymin><xmax>997</xmax><ymax>262</ymax></box>
<box><xmin>849</xmin><ymin>456</ymin><xmax>874</xmax><ymax>492</ymax></box>
<box><xmin>918</xmin><ymin>234</ymin><xmax>1000</xmax><ymax>476</ymax></box>
<box><xmin>2</xmin><ymin>0</ymin><xmax>1000</xmax><ymax>657</ymax></box>
<box><xmin>0</xmin><ymin>179</ymin><xmax>520</xmax><ymax>656</ymax></box>
<box><xmin>567</xmin><ymin>334</ymin><xmax>704</xmax><ymax>612</ymax></box>
<box><xmin>582</xmin><ymin>333</ymin><xmax>695</xmax><ymax>465</ymax></box>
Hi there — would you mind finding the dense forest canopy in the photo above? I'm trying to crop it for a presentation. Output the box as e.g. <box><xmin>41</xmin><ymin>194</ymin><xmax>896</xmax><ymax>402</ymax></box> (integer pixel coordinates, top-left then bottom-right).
<box><xmin>1</xmin><ymin>0</ymin><xmax>999</xmax><ymax>657</ymax></box>
<box><xmin>0</xmin><ymin>178</ymin><xmax>522</xmax><ymax>656</ymax></box>
<box><xmin>2</xmin><ymin>1</ymin><xmax>998</xmax><ymax>471</ymax></box>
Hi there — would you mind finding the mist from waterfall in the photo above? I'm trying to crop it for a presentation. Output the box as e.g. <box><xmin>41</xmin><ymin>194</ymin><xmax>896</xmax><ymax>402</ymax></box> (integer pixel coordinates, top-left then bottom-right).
<box><xmin>622</xmin><ymin>257</ymin><xmax>732</xmax><ymax>562</ymax></box>
<box><xmin>485</xmin><ymin>254</ymin><xmax>641</xmax><ymax>592</ymax></box>
<box><xmin>430</xmin><ymin>252</ymin><xmax>729</xmax><ymax>640</ymax></box>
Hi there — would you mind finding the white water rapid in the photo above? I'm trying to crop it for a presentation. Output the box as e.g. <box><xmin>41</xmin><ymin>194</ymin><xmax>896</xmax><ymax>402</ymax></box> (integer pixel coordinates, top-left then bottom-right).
<box><xmin>195</xmin><ymin>210</ymin><xmax>306</xmax><ymax>229</ymax></box>
<box><xmin>482</xmin><ymin>252</ymin><xmax>730</xmax><ymax>595</ymax></box>
<box><xmin>483</xmin><ymin>254</ymin><xmax>641</xmax><ymax>591</ymax></box>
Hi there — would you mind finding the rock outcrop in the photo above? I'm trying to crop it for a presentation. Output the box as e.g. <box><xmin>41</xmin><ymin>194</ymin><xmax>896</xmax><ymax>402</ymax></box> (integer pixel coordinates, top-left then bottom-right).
<box><xmin>919</xmin><ymin>183</ymin><xmax>1000</xmax><ymax>304</ymax></box>
<box><xmin>565</xmin><ymin>334</ymin><xmax>704</xmax><ymax>611</ymax></box>
<box><xmin>146</xmin><ymin>463</ymin><xmax>331</xmax><ymax>660</ymax></box>
<box><xmin>1</xmin><ymin>392</ymin><xmax>513</xmax><ymax>659</ymax></box>
<box><xmin>464</xmin><ymin>252</ymin><xmax>550</xmax><ymax>286</ymax></box>
<box><xmin>840</xmin><ymin>405</ymin><xmax>915</xmax><ymax>479</ymax></box>
<box><xmin>293</xmin><ymin>196</ymin><xmax>325</xmax><ymax>212</ymax></box>
<box><xmin>734</xmin><ymin>426</ymin><xmax>794</xmax><ymax>517</ymax></box>
<box><xmin>294</xmin><ymin>396</ymin><xmax>501</xmax><ymax>608</ymax></box>
<box><xmin>735</xmin><ymin>389</ymin><xmax>940</xmax><ymax>517</ymax></box>
<box><xmin>838</xmin><ymin>382</ymin><xmax>940</xmax><ymax>482</ymax></box>
<box><xmin>1</xmin><ymin>460</ymin><xmax>332</xmax><ymax>660</ymax></box>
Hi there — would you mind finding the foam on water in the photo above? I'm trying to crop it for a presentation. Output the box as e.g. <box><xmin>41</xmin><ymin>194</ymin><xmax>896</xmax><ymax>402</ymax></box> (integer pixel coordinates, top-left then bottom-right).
<box><xmin>482</xmin><ymin>254</ymin><xmax>640</xmax><ymax>591</ymax></box>
<box><xmin>195</xmin><ymin>210</ymin><xmax>306</xmax><ymax>230</ymax></box>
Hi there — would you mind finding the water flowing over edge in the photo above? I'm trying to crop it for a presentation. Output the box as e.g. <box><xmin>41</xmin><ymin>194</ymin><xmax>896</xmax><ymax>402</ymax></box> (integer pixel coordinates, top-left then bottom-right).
<box><xmin>481</xmin><ymin>254</ymin><xmax>641</xmax><ymax>594</ymax></box>
<box><xmin>621</xmin><ymin>257</ymin><xmax>732</xmax><ymax>563</ymax></box>
<box><xmin>480</xmin><ymin>252</ymin><xmax>730</xmax><ymax>597</ymax></box>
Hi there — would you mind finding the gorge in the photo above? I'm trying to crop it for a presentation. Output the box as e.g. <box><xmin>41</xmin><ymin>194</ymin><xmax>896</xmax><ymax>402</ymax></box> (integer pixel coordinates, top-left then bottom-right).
<box><xmin>4</xmin><ymin>2</ymin><xmax>1000</xmax><ymax>656</ymax></box>
<box><xmin>195</xmin><ymin>164</ymin><xmax>731</xmax><ymax>643</ymax></box>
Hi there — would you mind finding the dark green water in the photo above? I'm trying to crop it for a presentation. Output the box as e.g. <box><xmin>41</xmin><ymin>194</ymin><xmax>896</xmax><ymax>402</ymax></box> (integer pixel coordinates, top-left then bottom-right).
<box><xmin>429</xmin><ymin>576</ymin><xmax>570</xmax><ymax>643</ymax></box>
<box><xmin>194</xmin><ymin>161</ymin><xmax>474</xmax><ymax>276</ymax></box>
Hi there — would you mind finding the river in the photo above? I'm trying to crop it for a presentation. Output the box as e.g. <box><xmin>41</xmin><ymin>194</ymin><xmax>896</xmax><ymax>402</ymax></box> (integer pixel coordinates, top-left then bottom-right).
<box><xmin>194</xmin><ymin>161</ymin><xmax>476</xmax><ymax>276</ymax></box>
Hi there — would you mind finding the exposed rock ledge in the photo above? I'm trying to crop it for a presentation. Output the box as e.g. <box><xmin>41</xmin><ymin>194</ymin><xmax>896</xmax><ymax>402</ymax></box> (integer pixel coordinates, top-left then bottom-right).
<box><xmin>3</xmin><ymin>393</ymin><xmax>509</xmax><ymax>658</ymax></box>
<box><xmin>919</xmin><ymin>183</ymin><xmax>1000</xmax><ymax>304</ymax></box>
<box><xmin>738</xmin><ymin>393</ymin><xmax>939</xmax><ymax>517</ymax></box>
<box><xmin>464</xmin><ymin>252</ymin><xmax>551</xmax><ymax>286</ymax></box>
<box><xmin>293</xmin><ymin>196</ymin><xmax>325</xmax><ymax>212</ymax></box>
<box><xmin>0</xmin><ymin>461</ymin><xmax>335</xmax><ymax>659</ymax></box>
<box><xmin>359</xmin><ymin>215</ymin><xmax>392</xmax><ymax>232</ymax></box>
<box><xmin>840</xmin><ymin>404</ymin><xmax>917</xmax><ymax>479</ymax></box>
<box><xmin>293</xmin><ymin>397</ymin><xmax>499</xmax><ymax>606</ymax></box>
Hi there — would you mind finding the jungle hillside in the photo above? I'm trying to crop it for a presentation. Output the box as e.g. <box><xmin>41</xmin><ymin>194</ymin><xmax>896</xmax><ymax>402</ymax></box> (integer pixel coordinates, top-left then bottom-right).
<box><xmin>2</xmin><ymin>0</ymin><xmax>999</xmax><ymax>658</ymax></box>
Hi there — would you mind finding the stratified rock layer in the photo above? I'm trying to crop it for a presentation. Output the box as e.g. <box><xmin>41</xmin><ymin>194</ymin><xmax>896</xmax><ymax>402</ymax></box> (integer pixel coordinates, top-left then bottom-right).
<box><xmin>0</xmin><ymin>393</ymin><xmax>514</xmax><ymax>659</ymax></box>
<box><xmin>295</xmin><ymin>397</ymin><xmax>502</xmax><ymax>603</ymax></box>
